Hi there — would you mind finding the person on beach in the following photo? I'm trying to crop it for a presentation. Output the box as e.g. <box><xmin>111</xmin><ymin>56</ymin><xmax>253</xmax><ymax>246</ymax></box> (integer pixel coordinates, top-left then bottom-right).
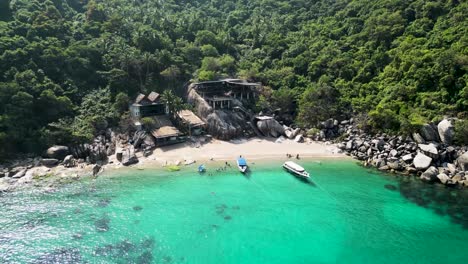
<box><xmin>296</xmin><ymin>154</ymin><xmax>300</xmax><ymax>159</ymax></box>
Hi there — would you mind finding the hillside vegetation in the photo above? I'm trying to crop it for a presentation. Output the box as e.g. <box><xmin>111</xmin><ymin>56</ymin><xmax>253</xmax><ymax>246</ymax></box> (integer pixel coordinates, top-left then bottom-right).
<box><xmin>0</xmin><ymin>0</ymin><xmax>466</xmax><ymax>158</ymax></box>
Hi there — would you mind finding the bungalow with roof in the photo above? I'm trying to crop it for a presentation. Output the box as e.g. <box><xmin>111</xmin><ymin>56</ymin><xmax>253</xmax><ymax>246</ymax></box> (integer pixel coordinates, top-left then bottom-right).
<box><xmin>130</xmin><ymin>92</ymin><xmax>188</xmax><ymax>147</ymax></box>
<box><xmin>177</xmin><ymin>109</ymin><xmax>206</xmax><ymax>136</ymax></box>
<box><xmin>193</xmin><ymin>79</ymin><xmax>261</xmax><ymax>110</ymax></box>
<box><xmin>150</xmin><ymin>115</ymin><xmax>187</xmax><ymax>147</ymax></box>
<box><xmin>130</xmin><ymin>91</ymin><xmax>167</xmax><ymax>118</ymax></box>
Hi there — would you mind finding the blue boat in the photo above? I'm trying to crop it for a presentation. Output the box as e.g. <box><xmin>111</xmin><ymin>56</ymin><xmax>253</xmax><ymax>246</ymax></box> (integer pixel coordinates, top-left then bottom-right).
<box><xmin>198</xmin><ymin>164</ymin><xmax>206</xmax><ymax>173</ymax></box>
<box><xmin>236</xmin><ymin>157</ymin><xmax>248</xmax><ymax>173</ymax></box>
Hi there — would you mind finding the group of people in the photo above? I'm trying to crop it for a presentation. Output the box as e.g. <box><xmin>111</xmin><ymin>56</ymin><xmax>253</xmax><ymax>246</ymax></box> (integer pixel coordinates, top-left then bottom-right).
<box><xmin>286</xmin><ymin>153</ymin><xmax>300</xmax><ymax>159</ymax></box>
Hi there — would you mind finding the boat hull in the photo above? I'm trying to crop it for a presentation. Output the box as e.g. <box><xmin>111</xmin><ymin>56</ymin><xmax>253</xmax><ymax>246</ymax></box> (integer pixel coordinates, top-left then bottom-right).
<box><xmin>283</xmin><ymin>165</ymin><xmax>310</xmax><ymax>179</ymax></box>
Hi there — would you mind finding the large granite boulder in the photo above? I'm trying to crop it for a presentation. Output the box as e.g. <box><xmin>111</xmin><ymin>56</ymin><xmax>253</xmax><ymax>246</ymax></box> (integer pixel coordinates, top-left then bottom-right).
<box><xmin>122</xmin><ymin>147</ymin><xmax>138</xmax><ymax>166</ymax></box>
<box><xmin>420</xmin><ymin>166</ymin><xmax>438</xmax><ymax>182</ymax></box>
<box><xmin>438</xmin><ymin>119</ymin><xmax>454</xmax><ymax>145</ymax></box>
<box><xmin>413</xmin><ymin>152</ymin><xmax>432</xmax><ymax>170</ymax></box>
<box><xmin>88</xmin><ymin>143</ymin><xmax>108</xmax><ymax>164</ymax></box>
<box><xmin>41</xmin><ymin>158</ymin><xmax>59</xmax><ymax>167</ymax></box>
<box><xmin>46</xmin><ymin>146</ymin><xmax>69</xmax><ymax>160</ymax></box>
<box><xmin>420</xmin><ymin>124</ymin><xmax>439</xmax><ymax>142</ymax></box>
<box><xmin>256</xmin><ymin>118</ymin><xmax>285</xmax><ymax>138</ymax></box>
<box><xmin>205</xmin><ymin>110</ymin><xmax>247</xmax><ymax>140</ymax></box>
<box><xmin>418</xmin><ymin>144</ymin><xmax>438</xmax><ymax>159</ymax></box>
<box><xmin>188</xmin><ymin>85</ymin><xmax>254</xmax><ymax>140</ymax></box>
<box><xmin>456</xmin><ymin>152</ymin><xmax>468</xmax><ymax>171</ymax></box>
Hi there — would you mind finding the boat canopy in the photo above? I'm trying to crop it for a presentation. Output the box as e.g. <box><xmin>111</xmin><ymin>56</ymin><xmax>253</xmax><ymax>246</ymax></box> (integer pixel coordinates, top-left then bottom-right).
<box><xmin>284</xmin><ymin>161</ymin><xmax>305</xmax><ymax>172</ymax></box>
<box><xmin>198</xmin><ymin>164</ymin><xmax>206</xmax><ymax>172</ymax></box>
<box><xmin>237</xmin><ymin>158</ymin><xmax>247</xmax><ymax>166</ymax></box>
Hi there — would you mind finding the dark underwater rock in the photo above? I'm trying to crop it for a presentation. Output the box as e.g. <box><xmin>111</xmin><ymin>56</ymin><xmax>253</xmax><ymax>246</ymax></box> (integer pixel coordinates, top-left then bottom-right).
<box><xmin>133</xmin><ymin>206</ymin><xmax>143</xmax><ymax>211</ymax></box>
<box><xmin>33</xmin><ymin>248</ymin><xmax>81</xmax><ymax>264</ymax></box>
<box><xmin>96</xmin><ymin>198</ymin><xmax>111</xmax><ymax>208</ymax></box>
<box><xmin>94</xmin><ymin>216</ymin><xmax>110</xmax><ymax>232</ymax></box>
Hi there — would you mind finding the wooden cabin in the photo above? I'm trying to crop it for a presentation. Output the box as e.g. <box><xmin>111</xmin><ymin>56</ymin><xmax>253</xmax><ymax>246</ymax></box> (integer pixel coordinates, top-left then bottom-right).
<box><xmin>150</xmin><ymin>115</ymin><xmax>187</xmax><ymax>147</ymax></box>
<box><xmin>193</xmin><ymin>79</ymin><xmax>261</xmax><ymax>109</ymax></box>
<box><xmin>130</xmin><ymin>92</ymin><xmax>167</xmax><ymax>118</ymax></box>
<box><xmin>177</xmin><ymin>110</ymin><xmax>206</xmax><ymax>136</ymax></box>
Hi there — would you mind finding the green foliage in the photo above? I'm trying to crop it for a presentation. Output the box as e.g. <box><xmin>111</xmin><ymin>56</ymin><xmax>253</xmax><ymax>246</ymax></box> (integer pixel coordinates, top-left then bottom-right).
<box><xmin>454</xmin><ymin>119</ymin><xmax>468</xmax><ymax>145</ymax></box>
<box><xmin>113</xmin><ymin>92</ymin><xmax>130</xmax><ymax>115</ymax></box>
<box><xmin>297</xmin><ymin>82</ymin><xmax>342</xmax><ymax>127</ymax></box>
<box><xmin>161</xmin><ymin>90</ymin><xmax>184</xmax><ymax>119</ymax></box>
<box><xmin>0</xmin><ymin>0</ymin><xmax>467</xmax><ymax>158</ymax></box>
<box><xmin>141</xmin><ymin>117</ymin><xmax>156</xmax><ymax>131</ymax></box>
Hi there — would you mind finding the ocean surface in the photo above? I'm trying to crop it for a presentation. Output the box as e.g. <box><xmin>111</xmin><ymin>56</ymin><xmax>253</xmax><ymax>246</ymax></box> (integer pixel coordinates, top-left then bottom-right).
<box><xmin>1</xmin><ymin>159</ymin><xmax>467</xmax><ymax>264</ymax></box>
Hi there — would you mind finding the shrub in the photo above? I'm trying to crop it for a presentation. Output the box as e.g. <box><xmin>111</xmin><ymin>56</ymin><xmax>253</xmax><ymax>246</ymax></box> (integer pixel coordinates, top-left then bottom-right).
<box><xmin>141</xmin><ymin>117</ymin><xmax>156</xmax><ymax>131</ymax></box>
<box><xmin>454</xmin><ymin>119</ymin><xmax>468</xmax><ymax>145</ymax></box>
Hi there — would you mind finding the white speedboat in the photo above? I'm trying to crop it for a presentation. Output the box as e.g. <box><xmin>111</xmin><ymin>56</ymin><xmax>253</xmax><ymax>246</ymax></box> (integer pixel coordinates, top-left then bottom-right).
<box><xmin>283</xmin><ymin>161</ymin><xmax>310</xmax><ymax>179</ymax></box>
<box><xmin>237</xmin><ymin>157</ymin><xmax>248</xmax><ymax>173</ymax></box>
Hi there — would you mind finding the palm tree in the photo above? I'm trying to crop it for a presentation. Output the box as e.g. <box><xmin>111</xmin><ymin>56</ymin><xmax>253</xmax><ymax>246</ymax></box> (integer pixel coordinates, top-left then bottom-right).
<box><xmin>161</xmin><ymin>90</ymin><xmax>184</xmax><ymax>119</ymax></box>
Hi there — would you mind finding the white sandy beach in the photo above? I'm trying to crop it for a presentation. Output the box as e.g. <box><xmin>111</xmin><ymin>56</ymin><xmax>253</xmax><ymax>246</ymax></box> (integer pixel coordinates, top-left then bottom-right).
<box><xmin>134</xmin><ymin>137</ymin><xmax>346</xmax><ymax>167</ymax></box>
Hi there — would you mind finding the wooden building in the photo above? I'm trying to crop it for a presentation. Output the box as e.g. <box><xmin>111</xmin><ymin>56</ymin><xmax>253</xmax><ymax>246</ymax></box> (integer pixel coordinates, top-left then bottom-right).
<box><xmin>193</xmin><ymin>79</ymin><xmax>261</xmax><ymax>110</ymax></box>
<box><xmin>150</xmin><ymin>115</ymin><xmax>187</xmax><ymax>147</ymax></box>
<box><xmin>130</xmin><ymin>92</ymin><xmax>167</xmax><ymax>118</ymax></box>
<box><xmin>177</xmin><ymin>110</ymin><xmax>206</xmax><ymax>136</ymax></box>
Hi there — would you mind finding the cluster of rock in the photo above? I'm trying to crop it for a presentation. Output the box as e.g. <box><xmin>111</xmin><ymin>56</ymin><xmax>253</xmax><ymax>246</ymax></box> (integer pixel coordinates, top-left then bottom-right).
<box><xmin>0</xmin><ymin>128</ymin><xmax>156</xmax><ymax>190</ymax></box>
<box><xmin>188</xmin><ymin>86</ymin><xmax>254</xmax><ymax>139</ymax></box>
<box><xmin>334</xmin><ymin>118</ymin><xmax>468</xmax><ymax>187</ymax></box>
<box><xmin>309</xmin><ymin>118</ymin><xmax>349</xmax><ymax>141</ymax></box>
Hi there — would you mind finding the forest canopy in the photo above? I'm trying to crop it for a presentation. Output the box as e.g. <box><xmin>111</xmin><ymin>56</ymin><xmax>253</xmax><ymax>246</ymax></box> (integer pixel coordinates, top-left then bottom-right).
<box><xmin>0</xmin><ymin>0</ymin><xmax>466</xmax><ymax>158</ymax></box>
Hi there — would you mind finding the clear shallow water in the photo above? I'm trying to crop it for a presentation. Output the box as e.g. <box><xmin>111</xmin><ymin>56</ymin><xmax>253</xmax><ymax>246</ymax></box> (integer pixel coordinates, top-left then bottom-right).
<box><xmin>1</xmin><ymin>160</ymin><xmax>467</xmax><ymax>264</ymax></box>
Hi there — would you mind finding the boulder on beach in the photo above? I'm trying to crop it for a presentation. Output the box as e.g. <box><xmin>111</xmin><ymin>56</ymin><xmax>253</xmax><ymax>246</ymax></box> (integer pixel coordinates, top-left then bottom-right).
<box><xmin>41</xmin><ymin>158</ymin><xmax>59</xmax><ymax>167</ymax></box>
<box><xmin>420</xmin><ymin>166</ymin><xmax>438</xmax><ymax>182</ymax></box>
<box><xmin>257</xmin><ymin>118</ymin><xmax>285</xmax><ymax>138</ymax></box>
<box><xmin>122</xmin><ymin>147</ymin><xmax>138</xmax><ymax>166</ymax></box>
<box><xmin>413</xmin><ymin>152</ymin><xmax>432</xmax><ymax>170</ymax></box>
<box><xmin>46</xmin><ymin>146</ymin><xmax>69</xmax><ymax>160</ymax></box>
<box><xmin>294</xmin><ymin>134</ymin><xmax>304</xmax><ymax>143</ymax></box>
<box><xmin>63</xmin><ymin>155</ymin><xmax>75</xmax><ymax>168</ymax></box>
<box><xmin>437</xmin><ymin>119</ymin><xmax>454</xmax><ymax>145</ymax></box>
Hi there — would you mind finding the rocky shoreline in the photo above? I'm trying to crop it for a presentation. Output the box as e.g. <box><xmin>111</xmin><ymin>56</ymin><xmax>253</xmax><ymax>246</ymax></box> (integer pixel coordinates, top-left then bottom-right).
<box><xmin>2</xmin><ymin>115</ymin><xmax>467</xmax><ymax>193</ymax></box>
<box><xmin>315</xmin><ymin>118</ymin><xmax>468</xmax><ymax>188</ymax></box>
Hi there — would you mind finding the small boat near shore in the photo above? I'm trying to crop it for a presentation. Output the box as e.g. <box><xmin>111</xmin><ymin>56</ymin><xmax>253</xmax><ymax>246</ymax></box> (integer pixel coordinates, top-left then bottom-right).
<box><xmin>198</xmin><ymin>164</ymin><xmax>206</xmax><ymax>173</ymax></box>
<box><xmin>237</xmin><ymin>157</ymin><xmax>248</xmax><ymax>173</ymax></box>
<box><xmin>283</xmin><ymin>161</ymin><xmax>310</xmax><ymax>179</ymax></box>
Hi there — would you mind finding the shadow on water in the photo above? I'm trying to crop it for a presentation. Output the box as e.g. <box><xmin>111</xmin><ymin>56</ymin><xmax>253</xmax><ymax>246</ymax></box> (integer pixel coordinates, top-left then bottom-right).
<box><xmin>284</xmin><ymin>170</ymin><xmax>316</xmax><ymax>187</ymax></box>
<box><xmin>396</xmin><ymin>175</ymin><xmax>468</xmax><ymax>229</ymax></box>
<box><xmin>242</xmin><ymin>170</ymin><xmax>252</xmax><ymax>180</ymax></box>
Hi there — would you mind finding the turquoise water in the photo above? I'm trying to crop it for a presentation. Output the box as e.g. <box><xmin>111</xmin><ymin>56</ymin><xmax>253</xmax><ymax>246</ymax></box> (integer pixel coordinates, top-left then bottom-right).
<box><xmin>1</xmin><ymin>160</ymin><xmax>467</xmax><ymax>263</ymax></box>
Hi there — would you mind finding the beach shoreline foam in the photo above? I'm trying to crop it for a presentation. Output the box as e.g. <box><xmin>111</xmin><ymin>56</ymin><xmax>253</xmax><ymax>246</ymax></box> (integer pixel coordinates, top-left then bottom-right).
<box><xmin>0</xmin><ymin>137</ymin><xmax>346</xmax><ymax>192</ymax></box>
